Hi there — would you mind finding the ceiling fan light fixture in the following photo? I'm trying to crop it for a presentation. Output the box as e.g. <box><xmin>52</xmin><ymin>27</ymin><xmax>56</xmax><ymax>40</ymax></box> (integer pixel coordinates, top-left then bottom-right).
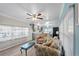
<box><xmin>32</xmin><ymin>17</ymin><xmax>37</xmax><ymax>21</ymax></box>
<box><xmin>26</xmin><ymin>12</ymin><xmax>43</xmax><ymax>21</ymax></box>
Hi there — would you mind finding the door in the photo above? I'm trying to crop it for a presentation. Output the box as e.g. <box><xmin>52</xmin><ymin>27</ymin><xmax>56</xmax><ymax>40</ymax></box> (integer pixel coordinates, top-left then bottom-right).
<box><xmin>60</xmin><ymin>4</ymin><xmax>75</xmax><ymax>56</ymax></box>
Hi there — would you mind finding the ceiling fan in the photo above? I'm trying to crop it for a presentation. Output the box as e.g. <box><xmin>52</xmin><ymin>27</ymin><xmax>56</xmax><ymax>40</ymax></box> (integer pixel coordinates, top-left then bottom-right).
<box><xmin>26</xmin><ymin>13</ymin><xmax>43</xmax><ymax>21</ymax></box>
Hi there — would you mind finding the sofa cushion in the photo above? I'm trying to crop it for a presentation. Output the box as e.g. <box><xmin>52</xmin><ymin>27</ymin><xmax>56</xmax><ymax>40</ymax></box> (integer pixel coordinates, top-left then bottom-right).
<box><xmin>34</xmin><ymin>44</ymin><xmax>60</xmax><ymax>56</ymax></box>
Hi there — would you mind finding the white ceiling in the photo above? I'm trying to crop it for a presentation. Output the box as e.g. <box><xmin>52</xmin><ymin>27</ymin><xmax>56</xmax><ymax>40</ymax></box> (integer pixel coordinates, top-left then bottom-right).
<box><xmin>0</xmin><ymin>3</ymin><xmax>63</xmax><ymax>24</ymax></box>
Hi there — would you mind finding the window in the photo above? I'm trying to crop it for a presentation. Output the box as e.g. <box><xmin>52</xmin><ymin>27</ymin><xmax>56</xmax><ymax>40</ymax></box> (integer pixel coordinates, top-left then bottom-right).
<box><xmin>43</xmin><ymin>21</ymin><xmax>53</xmax><ymax>34</ymax></box>
<box><xmin>60</xmin><ymin>7</ymin><xmax>74</xmax><ymax>56</ymax></box>
<box><xmin>0</xmin><ymin>25</ymin><xmax>29</xmax><ymax>41</ymax></box>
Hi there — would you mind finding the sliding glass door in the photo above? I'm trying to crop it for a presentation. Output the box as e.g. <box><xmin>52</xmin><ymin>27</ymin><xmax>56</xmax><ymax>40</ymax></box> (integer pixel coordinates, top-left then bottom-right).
<box><xmin>60</xmin><ymin>4</ymin><xmax>75</xmax><ymax>56</ymax></box>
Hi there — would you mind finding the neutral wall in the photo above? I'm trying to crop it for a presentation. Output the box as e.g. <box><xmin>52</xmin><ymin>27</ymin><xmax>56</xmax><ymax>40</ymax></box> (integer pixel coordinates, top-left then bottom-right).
<box><xmin>75</xmin><ymin>25</ymin><xmax>79</xmax><ymax>55</ymax></box>
<box><xmin>0</xmin><ymin>15</ymin><xmax>27</xmax><ymax>27</ymax></box>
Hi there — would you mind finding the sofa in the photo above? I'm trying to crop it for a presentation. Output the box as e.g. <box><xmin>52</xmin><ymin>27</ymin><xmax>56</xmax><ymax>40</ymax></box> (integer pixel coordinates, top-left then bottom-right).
<box><xmin>34</xmin><ymin>33</ymin><xmax>62</xmax><ymax>56</ymax></box>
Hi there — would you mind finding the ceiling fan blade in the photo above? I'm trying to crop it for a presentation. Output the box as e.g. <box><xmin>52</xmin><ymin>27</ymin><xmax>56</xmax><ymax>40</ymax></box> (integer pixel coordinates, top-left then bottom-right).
<box><xmin>26</xmin><ymin>18</ymin><xmax>31</xmax><ymax>19</ymax></box>
<box><xmin>26</xmin><ymin>13</ymin><xmax>32</xmax><ymax>16</ymax></box>
<box><xmin>37</xmin><ymin>13</ymin><xmax>42</xmax><ymax>16</ymax></box>
<box><xmin>37</xmin><ymin>17</ymin><xmax>43</xmax><ymax>20</ymax></box>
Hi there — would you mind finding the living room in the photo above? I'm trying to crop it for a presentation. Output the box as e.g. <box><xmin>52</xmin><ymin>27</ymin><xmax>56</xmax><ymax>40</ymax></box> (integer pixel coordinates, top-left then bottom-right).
<box><xmin>0</xmin><ymin>3</ymin><xmax>78</xmax><ymax>56</ymax></box>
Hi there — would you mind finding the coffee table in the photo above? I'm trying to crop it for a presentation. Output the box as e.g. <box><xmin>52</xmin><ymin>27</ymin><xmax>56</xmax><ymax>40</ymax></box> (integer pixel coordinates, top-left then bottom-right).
<box><xmin>20</xmin><ymin>40</ymin><xmax>35</xmax><ymax>56</ymax></box>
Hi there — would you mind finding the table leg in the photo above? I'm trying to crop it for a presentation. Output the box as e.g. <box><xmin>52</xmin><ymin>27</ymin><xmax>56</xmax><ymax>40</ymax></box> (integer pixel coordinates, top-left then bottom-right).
<box><xmin>20</xmin><ymin>48</ymin><xmax>22</xmax><ymax>54</ymax></box>
<box><xmin>25</xmin><ymin>49</ymin><xmax>27</xmax><ymax>56</ymax></box>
